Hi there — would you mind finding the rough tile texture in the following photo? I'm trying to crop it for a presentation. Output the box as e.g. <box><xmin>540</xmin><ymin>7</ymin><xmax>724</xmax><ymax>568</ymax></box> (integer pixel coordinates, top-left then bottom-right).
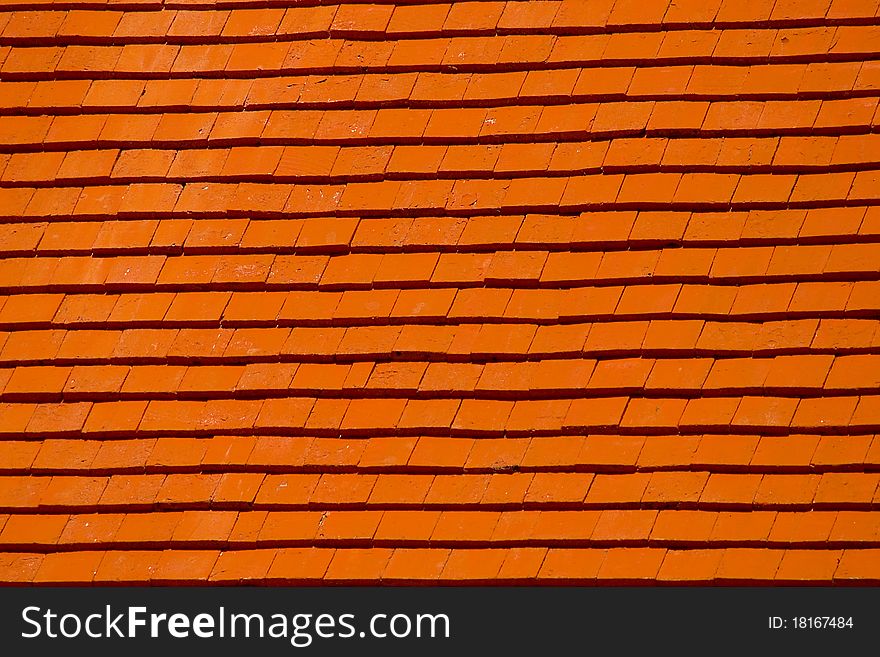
<box><xmin>0</xmin><ymin>0</ymin><xmax>879</xmax><ymax>586</ymax></box>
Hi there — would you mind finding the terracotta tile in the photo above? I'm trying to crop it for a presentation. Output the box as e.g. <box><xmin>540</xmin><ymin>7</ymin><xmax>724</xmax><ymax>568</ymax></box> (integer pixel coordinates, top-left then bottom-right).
<box><xmin>210</xmin><ymin>549</ymin><xmax>276</xmax><ymax>583</ymax></box>
<box><xmin>598</xmin><ymin>548</ymin><xmax>666</xmax><ymax>582</ymax></box>
<box><xmin>651</xmin><ymin>510</ymin><xmax>717</xmax><ymax>542</ymax></box>
<box><xmin>538</xmin><ymin>548</ymin><xmax>606</xmax><ymax>582</ymax></box>
<box><xmin>152</xmin><ymin>550</ymin><xmax>219</xmax><ymax>584</ymax></box>
<box><xmin>716</xmin><ymin>549</ymin><xmax>782</xmax><ymax>582</ymax></box>
<box><xmin>267</xmin><ymin>548</ymin><xmax>334</xmax><ymax>583</ymax></box>
<box><xmin>34</xmin><ymin>551</ymin><xmax>103</xmax><ymax>584</ymax></box>
<box><xmin>657</xmin><ymin>549</ymin><xmax>721</xmax><ymax>582</ymax></box>
<box><xmin>324</xmin><ymin>548</ymin><xmax>392</xmax><ymax>582</ymax></box>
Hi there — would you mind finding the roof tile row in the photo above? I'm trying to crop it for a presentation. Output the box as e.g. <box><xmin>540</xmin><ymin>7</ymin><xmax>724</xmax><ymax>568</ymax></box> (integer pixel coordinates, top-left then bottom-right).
<box><xmin>3</xmin><ymin>546</ymin><xmax>879</xmax><ymax>585</ymax></box>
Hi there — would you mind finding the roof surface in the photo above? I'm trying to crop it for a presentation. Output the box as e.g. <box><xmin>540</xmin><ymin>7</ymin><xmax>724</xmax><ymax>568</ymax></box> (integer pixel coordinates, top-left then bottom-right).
<box><xmin>0</xmin><ymin>0</ymin><xmax>879</xmax><ymax>585</ymax></box>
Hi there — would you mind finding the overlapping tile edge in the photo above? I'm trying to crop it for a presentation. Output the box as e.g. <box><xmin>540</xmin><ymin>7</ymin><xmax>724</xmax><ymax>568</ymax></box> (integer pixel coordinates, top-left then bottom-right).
<box><xmin>0</xmin><ymin>0</ymin><xmax>879</xmax><ymax>586</ymax></box>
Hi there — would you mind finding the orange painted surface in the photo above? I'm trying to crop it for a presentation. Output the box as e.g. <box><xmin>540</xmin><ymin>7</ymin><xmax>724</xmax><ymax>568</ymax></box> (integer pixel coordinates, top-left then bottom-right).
<box><xmin>0</xmin><ymin>0</ymin><xmax>879</xmax><ymax>585</ymax></box>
